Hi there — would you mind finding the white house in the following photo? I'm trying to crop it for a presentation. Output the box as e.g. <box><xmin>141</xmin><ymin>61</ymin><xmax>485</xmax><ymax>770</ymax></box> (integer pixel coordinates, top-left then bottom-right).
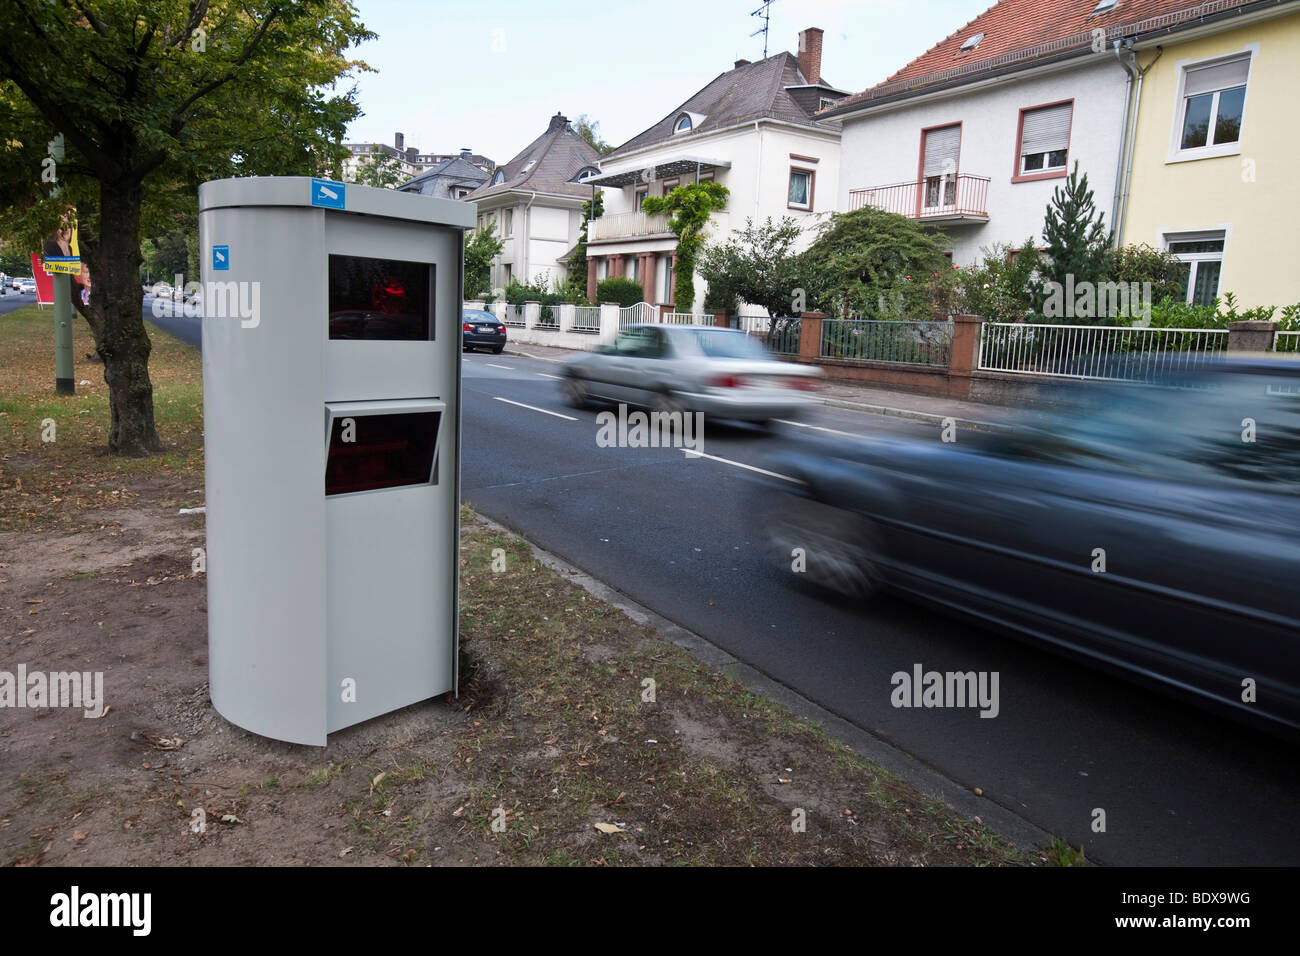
<box><xmin>819</xmin><ymin>0</ymin><xmax>1141</xmax><ymax>268</ymax></box>
<box><xmin>583</xmin><ymin>27</ymin><xmax>848</xmax><ymax>311</ymax></box>
<box><xmin>465</xmin><ymin>113</ymin><xmax>602</xmax><ymax>294</ymax></box>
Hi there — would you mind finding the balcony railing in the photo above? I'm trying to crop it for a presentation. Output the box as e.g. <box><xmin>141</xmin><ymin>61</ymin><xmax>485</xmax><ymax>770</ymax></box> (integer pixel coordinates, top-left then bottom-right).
<box><xmin>848</xmin><ymin>174</ymin><xmax>990</xmax><ymax>222</ymax></box>
<box><xmin>588</xmin><ymin>211</ymin><xmax>672</xmax><ymax>242</ymax></box>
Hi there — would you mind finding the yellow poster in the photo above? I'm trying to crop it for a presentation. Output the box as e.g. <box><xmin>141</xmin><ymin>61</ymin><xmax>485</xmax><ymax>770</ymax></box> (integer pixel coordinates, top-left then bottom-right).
<box><xmin>42</xmin><ymin>216</ymin><xmax>81</xmax><ymax>275</ymax></box>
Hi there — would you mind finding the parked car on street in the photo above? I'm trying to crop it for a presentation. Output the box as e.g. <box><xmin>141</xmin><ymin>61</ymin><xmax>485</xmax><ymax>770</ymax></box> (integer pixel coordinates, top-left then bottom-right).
<box><xmin>561</xmin><ymin>324</ymin><xmax>822</xmax><ymax>424</ymax></box>
<box><xmin>461</xmin><ymin>309</ymin><xmax>507</xmax><ymax>353</ymax></box>
<box><xmin>19</xmin><ymin>278</ymin><xmax>36</xmax><ymax>294</ymax></box>
<box><xmin>757</xmin><ymin>357</ymin><xmax>1300</xmax><ymax>734</ymax></box>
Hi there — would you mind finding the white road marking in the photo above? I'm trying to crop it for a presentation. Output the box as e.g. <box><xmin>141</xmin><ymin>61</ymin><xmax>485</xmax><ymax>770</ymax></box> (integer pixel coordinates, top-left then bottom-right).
<box><xmin>682</xmin><ymin>449</ymin><xmax>801</xmax><ymax>483</ymax></box>
<box><xmin>775</xmin><ymin>418</ymin><xmax>859</xmax><ymax>438</ymax></box>
<box><xmin>486</xmin><ymin>363</ymin><xmax>513</xmax><ymax>370</ymax></box>
<box><xmin>493</xmin><ymin>397</ymin><xmax>577</xmax><ymax>421</ymax></box>
<box><xmin>536</xmin><ymin>373</ymin><xmax>564</xmax><ymax>380</ymax></box>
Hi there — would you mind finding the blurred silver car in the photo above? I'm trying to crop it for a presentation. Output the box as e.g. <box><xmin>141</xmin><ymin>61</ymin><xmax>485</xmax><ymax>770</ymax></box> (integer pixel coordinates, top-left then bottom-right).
<box><xmin>561</xmin><ymin>324</ymin><xmax>822</xmax><ymax>424</ymax></box>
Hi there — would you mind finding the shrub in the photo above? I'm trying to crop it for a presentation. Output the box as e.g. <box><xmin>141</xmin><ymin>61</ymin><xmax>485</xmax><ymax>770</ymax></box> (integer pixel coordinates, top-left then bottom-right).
<box><xmin>596</xmin><ymin>276</ymin><xmax>644</xmax><ymax>308</ymax></box>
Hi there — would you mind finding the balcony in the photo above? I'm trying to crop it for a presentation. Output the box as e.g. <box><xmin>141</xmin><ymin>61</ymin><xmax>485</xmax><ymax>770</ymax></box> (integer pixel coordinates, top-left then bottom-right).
<box><xmin>848</xmin><ymin>174</ymin><xmax>990</xmax><ymax>223</ymax></box>
<box><xmin>588</xmin><ymin>211</ymin><xmax>673</xmax><ymax>243</ymax></box>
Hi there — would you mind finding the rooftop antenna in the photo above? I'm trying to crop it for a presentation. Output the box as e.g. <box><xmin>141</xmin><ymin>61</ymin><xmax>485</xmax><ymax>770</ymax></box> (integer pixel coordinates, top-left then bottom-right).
<box><xmin>750</xmin><ymin>0</ymin><xmax>775</xmax><ymax>58</ymax></box>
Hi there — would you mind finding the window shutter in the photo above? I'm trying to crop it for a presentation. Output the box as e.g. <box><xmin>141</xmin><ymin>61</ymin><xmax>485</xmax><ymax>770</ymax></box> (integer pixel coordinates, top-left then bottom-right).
<box><xmin>1184</xmin><ymin>57</ymin><xmax>1250</xmax><ymax>96</ymax></box>
<box><xmin>1020</xmin><ymin>103</ymin><xmax>1072</xmax><ymax>156</ymax></box>
<box><xmin>923</xmin><ymin>126</ymin><xmax>961</xmax><ymax>177</ymax></box>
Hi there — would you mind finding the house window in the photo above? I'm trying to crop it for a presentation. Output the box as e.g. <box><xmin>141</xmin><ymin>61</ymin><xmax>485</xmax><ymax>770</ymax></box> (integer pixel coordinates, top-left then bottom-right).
<box><xmin>660</xmin><ymin>178</ymin><xmax>679</xmax><ymax>196</ymax></box>
<box><xmin>503</xmin><ymin>209</ymin><xmax>514</xmax><ymax>235</ymax></box>
<box><xmin>503</xmin><ymin>263</ymin><xmax>512</xmax><ymax>284</ymax></box>
<box><xmin>788</xmin><ymin>168</ymin><xmax>814</xmax><ymax>210</ymax></box>
<box><xmin>674</xmin><ymin>114</ymin><xmax>692</xmax><ymax>133</ymax></box>
<box><xmin>1166</xmin><ymin>232</ymin><xmax>1225</xmax><ymax>306</ymax></box>
<box><xmin>819</xmin><ymin>96</ymin><xmax>835</xmax><ymax>111</ymax></box>
<box><xmin>1017</xmin><ymin>102</ymin><xmax>1072</xmax><ymax>177</ymax></box>
<box><xmin>1178</xmin><ymin>55</ymin><xmax>1250</xmax><ymax>153</ymax></box>
<box><xmin>634</xmin><ymin>186</ymin><xmax>648</xmax><ymax>209</ymax></box>
<box><xmin>922</xmin><ymin>125</ymin><xmax>961</xmax><ymax>207</ymax></box>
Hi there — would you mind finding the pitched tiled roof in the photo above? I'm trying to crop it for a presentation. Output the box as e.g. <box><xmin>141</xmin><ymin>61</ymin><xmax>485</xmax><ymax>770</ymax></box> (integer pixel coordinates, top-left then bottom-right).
<box><xmin>825</xmin><ymin>0</ymin><xmax>1266</xmax><ymax>115</ymax></box>
<box><xmin>466</xmin><ymin>114</ymin><xmax>602</xmax><ymax>201</ymax></box>
<box><xmin>605</xmin><ymin>52</ymin><xmax>842</xmax><ymax>159</ymax></box>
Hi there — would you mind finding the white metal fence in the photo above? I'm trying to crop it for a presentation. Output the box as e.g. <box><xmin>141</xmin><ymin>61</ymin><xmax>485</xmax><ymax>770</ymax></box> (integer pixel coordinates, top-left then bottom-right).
<box><xmin>664</xmin><ymin>312</ymin><xmax>709</xmax><ymax>324</ymax></box>
<box><xmin>1274</xmin><ymin>331</ymin><xmax>1300</xmax><ymax>353</ymax></box>
<box><xmin>736</xmin><ymin>314</ymin><xmax>771</xmax><ymax>334</ymax></box>
<box><xmin>822</xmin><ymin>319</ymin><xmax>953</xmax><ymax>366</ymax></box>
<box><xmin>979</xmin><ymin>323</ymin><xmax>1229</xmax><ymax>382</ymax></box>
<box><xmin>619</xmin><ymin>302</ymin><xmax>659</xmax><ymax>327</ymax></box>
<box><xmin>503</xmin><ymin>304</ymin><xmax>525</xmax><ymax>327</ymax></box>
<box><xmin>535</xmin><ymin>303</ymin><xmax>559</xmax><ymax>329</ymax></box>
<box><xmin>573</xmin><ymin>306</ymin><xmax>601</xmax><ymax>333</ymax></box>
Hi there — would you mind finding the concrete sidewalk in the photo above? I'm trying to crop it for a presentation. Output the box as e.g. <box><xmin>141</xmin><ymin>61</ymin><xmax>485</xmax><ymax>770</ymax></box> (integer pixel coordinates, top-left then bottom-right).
<box><xmin>501</xmin><ymin>341</ymin><xmax>1021</xmax><ymax>431</ymax></box>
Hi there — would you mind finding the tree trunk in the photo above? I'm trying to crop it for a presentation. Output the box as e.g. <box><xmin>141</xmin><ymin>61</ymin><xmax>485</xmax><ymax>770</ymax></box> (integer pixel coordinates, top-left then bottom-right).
<box><xmin>87</xmin><ymin>178</ymin><xmax>162</xmax><ymax>456</ymax></box>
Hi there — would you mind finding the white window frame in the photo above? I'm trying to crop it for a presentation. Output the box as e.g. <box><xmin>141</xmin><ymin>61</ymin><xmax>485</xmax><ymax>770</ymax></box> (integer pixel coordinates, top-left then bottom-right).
<box><xmin>674</xmin><ymin>114</ymin><xmax>692</xmax><ymax>133</ymax></box>
<box><xmin>1166</xmin><ymin>44</ymin><xmax>1257</xmax><ymax>164</ymax></box>
<box><xmin>788</xmin><ymin>167</ymin><xmax>814</xmax><ymax>210</ymax></box>
<box><xmin>1162</xmin><ymin>228</ymin><xmax>1228</xmax><ymax>306</ymax></box>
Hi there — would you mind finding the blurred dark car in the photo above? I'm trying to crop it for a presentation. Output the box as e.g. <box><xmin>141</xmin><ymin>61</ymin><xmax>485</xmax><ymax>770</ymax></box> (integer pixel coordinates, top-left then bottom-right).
<box><xmin>462</xmin><ymin>309</ymin><xmax>507</xmax><ymax>353</ymax></box>
<box><xmin>759</xmin><ymin>357</ymin><xmax>1300</xmax><ymax>734</ymax></box>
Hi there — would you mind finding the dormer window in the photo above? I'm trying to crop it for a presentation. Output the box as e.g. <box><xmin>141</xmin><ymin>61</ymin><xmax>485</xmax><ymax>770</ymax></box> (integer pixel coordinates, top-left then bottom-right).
<box><xmin>960</xmin><ymin>33</ymin><xmax>984</xmax><ymax>52</ymax></box>
<box><xmin>674</xmin><ymin>114</ymin><xmax>693</xmax><ymax>133</ymax></box>
<box><xmin>1093</xmin><ymin>0</ymin><xmax>1119</xmax><ymax>13</ymax></box>
<box><xmin>572</xmin><ymin>166</ymin><xmax>600</xmax><ymax>183</ymax></box>
<box><xmin>492</xmin><ymin>168</ymin><xmax>505</xmax><ymax>185</ymax></box>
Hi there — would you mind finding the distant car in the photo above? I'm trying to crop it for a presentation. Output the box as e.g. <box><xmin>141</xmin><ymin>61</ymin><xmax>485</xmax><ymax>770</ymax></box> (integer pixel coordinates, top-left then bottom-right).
<box><xmin>757</xmin><ymin>357</ymin><xmax>1300</xmax><ymax>735</ymax></box>
<box><xmin>150</xmin><ymin>282</ymin><xmax>172</xmax><ymax>298</ymax></box>
<box><xmin>11</xmin><ymin>277</ymin><xmax>23</xmax><ymax>290</ymax></box>
<box><xmin>461</xmin><ymin>309</ymin><xmax>507</xmax><ymax>353</ymax></box>
<box><xmin>561</xmin><ymin>324</ymin><xmax>822</xmax><ymax>424</ymax></box>
<box><xmin>19</xmin><ymin>279</ymin><xmax>36</xmax><ymax>294</ymax></box>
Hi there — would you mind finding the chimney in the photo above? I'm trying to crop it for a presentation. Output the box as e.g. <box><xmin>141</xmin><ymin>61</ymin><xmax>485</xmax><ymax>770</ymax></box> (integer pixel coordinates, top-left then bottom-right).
<box><xmin>797</xmin><ymin>28</ymin><xmax>824</xmax><ymax>85</ymax></box>
<box><xmin>406</xmin><ymin>147</ymin><xmax>417</xmax><ymax>162</ymax></box>
<box><xmin>460</xmin><ymin>148</ymin><xmax>473</xmax><ymax>161</ymax></box>
<box><xmin>395</xmin><ymin>131</ymin><xmax>405</xmax><ymax>151</ymax></box>
<box><xmin>548</xmin><ymin>112</ymin><xmax>569</xmax><ymax>132</ymax></box>
<box><xmin>734</xmin><ymin>58</ymin><xmax>751</xmax><ymax>69</ymax></box>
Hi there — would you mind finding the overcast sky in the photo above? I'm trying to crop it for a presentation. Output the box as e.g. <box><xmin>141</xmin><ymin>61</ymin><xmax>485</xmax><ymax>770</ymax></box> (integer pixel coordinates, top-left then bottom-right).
<box><xmin>342</xmin><ymin>0</ymin><xmax>994</xmax><ymax>163</ymax></box>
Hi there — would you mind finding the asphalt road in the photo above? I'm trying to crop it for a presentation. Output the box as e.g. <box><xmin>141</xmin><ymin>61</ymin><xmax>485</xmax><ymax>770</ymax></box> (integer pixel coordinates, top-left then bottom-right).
<box><xmin>140</xmin><ymin>304</ymin><xmax>1299</xmax><ymax>865</ymax></box>
<box><xmin>0</xmin><ymin>289</ymin><xmax>40</xmax><ymax>317</ymax></box>
<box><xmin>458</xmin><ymin>348</ymin><xmax>1300</xmax><ymax>867</ymax></box>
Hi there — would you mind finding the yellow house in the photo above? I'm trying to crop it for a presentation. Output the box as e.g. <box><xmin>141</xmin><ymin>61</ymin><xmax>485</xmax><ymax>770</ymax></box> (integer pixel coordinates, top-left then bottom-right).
<box><xmin>1120</xmin><ymin>1</ymin><xmax>1300</xmax><ymax>310</ymax></box>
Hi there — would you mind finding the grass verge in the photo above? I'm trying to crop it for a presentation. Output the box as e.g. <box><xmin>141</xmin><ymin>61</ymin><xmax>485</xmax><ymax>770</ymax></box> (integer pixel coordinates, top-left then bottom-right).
<box><xmin>0</xmin><ymin>304</ymin><xmax>204</xmax><ymax>531</ymax></box>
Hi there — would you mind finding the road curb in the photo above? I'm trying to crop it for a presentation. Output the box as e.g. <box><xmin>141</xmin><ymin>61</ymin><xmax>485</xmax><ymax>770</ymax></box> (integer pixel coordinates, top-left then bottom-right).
<box><xmin>471</xmin><ymin>508</ymin><xmax>1060</xmax><ymax>863</ymax></box>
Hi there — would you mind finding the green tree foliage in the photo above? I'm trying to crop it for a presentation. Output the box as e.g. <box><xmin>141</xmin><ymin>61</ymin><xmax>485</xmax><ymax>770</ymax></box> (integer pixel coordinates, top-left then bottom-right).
<box><xmin>349</xmin><ymin>149</ymin><xmax>406</xmax><ymax>189</ymax></box>
<box><xmin>0</xmin><ymin>1</ymin><xmax>372</xmax><ymax>455</ymax></box>
<box><xmin>642</xmin><ymin>181</ymin><xmax>728</xmax><ymax>313</ymax></box>
<box><xmin>573</xmin><ymin>115</ymin><xmax>613</xmax><ymax>156</ymax></box>
<box><xmin>464</xmin><ymin>221</ymin><xmax>504</xmax><ymax>297</ymax></box>
<box><xmin>595</xmin><ymin>276</ymin><xmax>644</xmax><ymax>308</ymax></box>
<box><xmin>1033</xmin><ymin>162</ymin><xmax>1111</xmax><ymax>315</ymax></box>
<box><xmin>1105</xmin><ymin>243</ymin><xmax>1185</xmax><ymax>307</ymax></box>
<box><xmin>0</xmin><ymin>242</ymin><xmax>33</xmax><ymax>277</ymax></box>
<box><xmin>955</xmin><ymin>240</ymin><xmax>1042</xmax><ymax>324</ymax></box>
<box><xmin>798</xmin><ymin>206</ymin><xmax>951</xmax><ymax>317</ymax></box>
<box><xmin>563</xmin><ymin>189</ymin><xmax>604</xmax><ymax>303</ymax></box>
<box><xmin>138</xmin><ymin>229</ymin><xmax>190</xmax><ymax>284</ymax></box>
<box><xmin>698</xmin><ymin>216</ymin><xmax>806</xmax><ymax>317</ymax></box>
